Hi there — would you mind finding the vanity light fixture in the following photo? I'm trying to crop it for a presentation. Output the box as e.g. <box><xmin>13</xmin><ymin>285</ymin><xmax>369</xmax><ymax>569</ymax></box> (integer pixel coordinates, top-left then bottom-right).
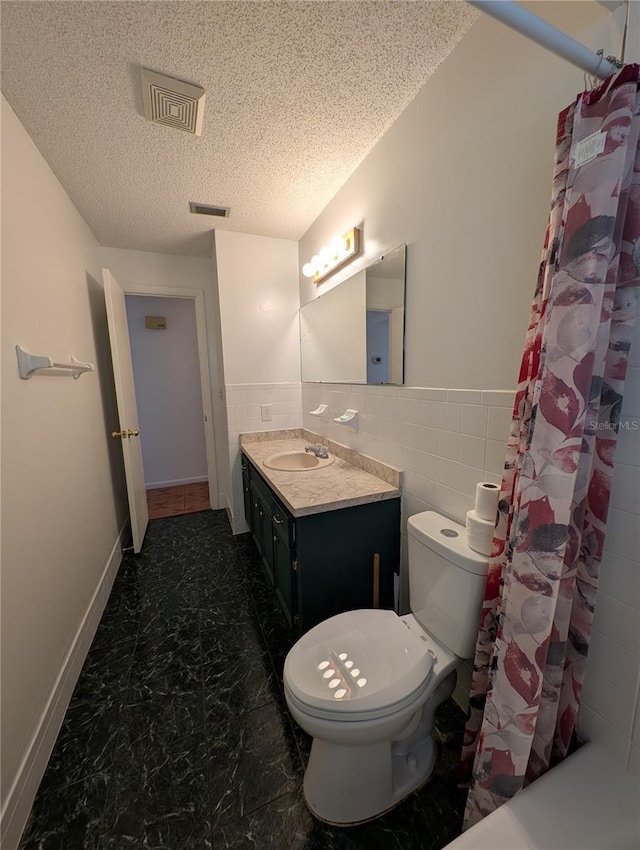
<box><xmin>302</xmin><ymin>227</ymin><xmax>362</xmax><ymax>285</ymax></box>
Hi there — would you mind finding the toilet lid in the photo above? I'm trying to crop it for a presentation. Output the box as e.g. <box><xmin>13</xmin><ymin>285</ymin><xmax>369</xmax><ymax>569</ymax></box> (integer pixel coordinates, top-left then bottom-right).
<box><xmin>284</xmin><ymin>610</ymin><xmax>433</xmax><ymax>716</ymax></box>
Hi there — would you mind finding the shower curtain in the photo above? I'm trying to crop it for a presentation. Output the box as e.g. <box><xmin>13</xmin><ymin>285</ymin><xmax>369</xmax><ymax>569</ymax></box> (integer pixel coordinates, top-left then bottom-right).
<box><xmin>461</xmin><ymin>64</ymin><xmax>640</xmax><ymax>828</ymax></box>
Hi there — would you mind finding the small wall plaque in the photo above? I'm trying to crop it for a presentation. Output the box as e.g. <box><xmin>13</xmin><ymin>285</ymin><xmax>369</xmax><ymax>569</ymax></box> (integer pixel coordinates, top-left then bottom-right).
<box><xmin>145</xmin><ymin>316</ymin><xmax>167</xmax><ymax>330</ymax></box>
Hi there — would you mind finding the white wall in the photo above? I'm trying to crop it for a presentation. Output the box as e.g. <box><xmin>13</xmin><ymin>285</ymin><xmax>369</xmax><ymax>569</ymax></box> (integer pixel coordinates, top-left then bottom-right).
<box><xmin>125</xmin><ymin>295</ymin><xmax>208</xmax><ymax>488</ymax></box>
<box><xmin>1</xmin><ymin>96</ymin><xmax>128</xmax><ymax>849</ymax></box>
<box><xmin>297</xmin><ymin>1</ymin><xmax>639</xmax><ymax>772</ymax></box>
<box><xmin>298</xmin><ymin>1</ymin><xmax>625</xmax><ymax>391</ymax></box>
<box><xmin>214</xmin><ymin>230</ymin><xmax>300</xmax><ymax>385</ymax></box>
<box><xmin>214</xmin><ymin>229</ymin><xmax>302</xmax><ymax>529</ymax></box>
<box><xmin>99</xmin><ymin>246</ymin><xmax>227</xmax><ymax>506</ymax></box>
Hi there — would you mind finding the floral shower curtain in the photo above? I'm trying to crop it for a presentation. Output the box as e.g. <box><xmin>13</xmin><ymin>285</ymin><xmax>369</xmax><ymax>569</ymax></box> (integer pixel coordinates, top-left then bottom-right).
<box><xmin>461</xmin><ymin>64</ymin><xmax>640</xmax><ymax>828</ymax></box>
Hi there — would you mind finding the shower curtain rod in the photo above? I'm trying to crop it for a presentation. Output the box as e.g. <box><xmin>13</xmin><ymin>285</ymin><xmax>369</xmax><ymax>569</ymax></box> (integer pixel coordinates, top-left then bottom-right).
<box><xmin>468</xmin><ymin>0</ymin><xmax>620</xmax><ymax>80</ymax></box>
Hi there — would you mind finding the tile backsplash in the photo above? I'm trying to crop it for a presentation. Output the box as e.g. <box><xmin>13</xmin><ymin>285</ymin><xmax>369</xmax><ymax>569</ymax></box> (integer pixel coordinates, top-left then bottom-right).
<box><xmin>226</xmin><ymin>382</ymin><xmax>302</xmax><ymax>533</ymax></box>
<box><xmin>225</xmin><ymin>379</ymin><xmax>639</xmax><ymax>774</ymax></box>
<box><xmin>302</xmin><ymin>383</ymin><xmax>513</xmax><ymax>527</ymax></box>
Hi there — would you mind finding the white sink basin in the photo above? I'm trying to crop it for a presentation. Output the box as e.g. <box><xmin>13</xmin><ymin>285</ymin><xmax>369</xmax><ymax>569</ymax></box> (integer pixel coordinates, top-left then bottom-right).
<box><xmin>263</xmin><ymin>451</ymin><xmax>334</xmax><ymax>472</ymax></box>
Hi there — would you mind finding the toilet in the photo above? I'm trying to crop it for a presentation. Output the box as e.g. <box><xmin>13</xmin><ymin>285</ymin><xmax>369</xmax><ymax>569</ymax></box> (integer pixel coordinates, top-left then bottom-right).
<box><xmin>283</xmin><ymin>510</ymin><xmax>490</xmax><ymax>825</ymax></box>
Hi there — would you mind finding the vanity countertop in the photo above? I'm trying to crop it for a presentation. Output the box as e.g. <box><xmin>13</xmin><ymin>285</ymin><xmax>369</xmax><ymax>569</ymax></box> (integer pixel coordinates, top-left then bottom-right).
<box><xmin>240</xmin><ymin>431</ymin><xmax>401</xmax><ymax>518</ymax></box>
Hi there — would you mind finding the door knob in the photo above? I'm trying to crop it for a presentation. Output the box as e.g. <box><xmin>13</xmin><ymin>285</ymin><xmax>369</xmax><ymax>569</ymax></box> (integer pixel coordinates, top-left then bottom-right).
<box><xmin>111</xmin><ymin>430</ymin><xmax>129</xmax><ymax>439</ymax></box>
<box><xmin>127</xmin><ymin>429</ymin><xmax>140</xmax><ymax>437</ymax></box>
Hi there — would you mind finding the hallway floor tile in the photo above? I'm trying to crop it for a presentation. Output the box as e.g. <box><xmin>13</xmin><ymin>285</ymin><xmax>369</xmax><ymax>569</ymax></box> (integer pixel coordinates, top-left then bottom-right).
<box><xmin>147</xmin><ymin>482</ymin><xmax>210</xmax><ymax>519</ymax></box>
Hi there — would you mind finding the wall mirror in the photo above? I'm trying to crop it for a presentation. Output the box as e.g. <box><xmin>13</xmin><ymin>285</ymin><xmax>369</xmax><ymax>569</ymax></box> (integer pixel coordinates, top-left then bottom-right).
<box><xmin>300</xmin><ymin>243</ymin><xmax>406</xmax><ymax>384</ymax></box>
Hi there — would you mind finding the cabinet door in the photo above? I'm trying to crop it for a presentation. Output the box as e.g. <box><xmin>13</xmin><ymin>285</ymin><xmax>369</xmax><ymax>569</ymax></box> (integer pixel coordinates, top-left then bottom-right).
<box><xmin>249</xmin><ymin>485</ymin><xmax>263</xmax><ymax>554</ymax></box>
<box><xmin>250</xmin><ymin>483</ymin><xmax>273</xmax><ymax>584</ymax></box>
<box><xmin>259</xmin><ymin>500</ymin><xmax>275</xmax><ymax>585</ymax></box>
<box><xmin>242</xmin><ymin>471</ymin><xmax>251</xmax><ymax>527</ymax></box>
<box><xmin>296</xmin><ymin>499</ymin><xmax>400</xmax><ymax>631</ymax></box>
<box><xmin>273</xmin><ymin>528</ymin><xmax>295</xmax><ymax>627</ymax></box>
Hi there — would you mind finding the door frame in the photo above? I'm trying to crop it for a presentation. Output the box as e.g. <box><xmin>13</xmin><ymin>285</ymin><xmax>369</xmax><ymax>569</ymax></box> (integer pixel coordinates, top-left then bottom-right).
<box><xmin>122</xmin><ymin>284</ymin><xmax>219</xmax><ymax>510</ymax></box>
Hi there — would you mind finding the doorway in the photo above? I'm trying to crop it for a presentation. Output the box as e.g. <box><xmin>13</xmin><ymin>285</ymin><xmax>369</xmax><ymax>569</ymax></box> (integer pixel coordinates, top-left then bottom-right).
<box><xmin>366</xmin><ymin>309</ymin><xmax>391</xmax><ymax>384</ymax></box>
<box><xmin>121</xmin><ymin>286</ymin><xmax>218</xmax><ymax>518</ymax></box>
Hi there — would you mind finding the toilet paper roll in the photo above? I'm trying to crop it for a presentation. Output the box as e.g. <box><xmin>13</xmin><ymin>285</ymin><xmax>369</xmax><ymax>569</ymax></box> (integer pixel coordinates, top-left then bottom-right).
<box><xmin>474</xmin><ymin>482</ymin><xmax>500</xmax><ymax>522</ymax></box>
<box><xmin>466</xmin><ymin>509</ymin><xmax>495</xmax><ymax>557</ymax></box>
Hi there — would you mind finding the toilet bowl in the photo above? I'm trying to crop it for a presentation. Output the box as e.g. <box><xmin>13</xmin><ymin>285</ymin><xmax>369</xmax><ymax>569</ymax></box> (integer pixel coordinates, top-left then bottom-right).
<box><xmin>283</xmin><ymin>511</ymin><xmax>490</xmax><ymax>825</ymax></box>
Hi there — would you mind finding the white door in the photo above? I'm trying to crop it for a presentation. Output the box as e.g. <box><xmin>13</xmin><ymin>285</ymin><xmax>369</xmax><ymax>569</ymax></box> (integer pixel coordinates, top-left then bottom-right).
<box><xmin>103</xmin><ymin>268</ymin><xmax>149</xmax><ymax>553</ymax></box>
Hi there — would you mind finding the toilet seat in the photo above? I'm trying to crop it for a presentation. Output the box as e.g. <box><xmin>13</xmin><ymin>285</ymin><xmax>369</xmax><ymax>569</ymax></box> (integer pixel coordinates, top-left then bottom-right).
<box><xmin>284</xmin><ymin>609</ymin><xmax>434</xmax><ymax>721</ymax></box>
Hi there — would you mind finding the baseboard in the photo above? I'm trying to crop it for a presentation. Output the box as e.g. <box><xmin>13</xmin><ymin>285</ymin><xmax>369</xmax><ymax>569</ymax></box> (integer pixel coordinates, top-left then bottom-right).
<box><xmin>146</xmin><ymin>475</ymin><xmax>208</xmax><ymax>489</ymax></box>
<box><xmin>0</xmin><ymin>520</ymin><xmax>130</xmax><ymax>850</ymax></box>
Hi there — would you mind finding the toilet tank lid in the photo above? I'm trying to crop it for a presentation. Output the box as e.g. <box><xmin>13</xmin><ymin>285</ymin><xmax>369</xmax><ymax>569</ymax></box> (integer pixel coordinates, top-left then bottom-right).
<box><xmin>408</xmin><ymin>512</ymin><xmax>490</xmax><ymax>576</ymax></box>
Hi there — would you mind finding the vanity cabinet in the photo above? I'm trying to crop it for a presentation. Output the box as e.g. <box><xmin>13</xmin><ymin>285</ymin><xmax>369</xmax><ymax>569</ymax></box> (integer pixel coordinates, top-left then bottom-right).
<box><xmin>241</xmin><ymin>453</ymin><xmax>400</xmax><ymax>633</ymax></box>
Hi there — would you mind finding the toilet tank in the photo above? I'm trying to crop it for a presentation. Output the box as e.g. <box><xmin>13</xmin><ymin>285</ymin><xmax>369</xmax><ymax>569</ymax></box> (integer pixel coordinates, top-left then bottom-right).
<box><xmin>407</xmin><ymin>511</ymin><xmax>490</xmax><ymax>659</ymax></box>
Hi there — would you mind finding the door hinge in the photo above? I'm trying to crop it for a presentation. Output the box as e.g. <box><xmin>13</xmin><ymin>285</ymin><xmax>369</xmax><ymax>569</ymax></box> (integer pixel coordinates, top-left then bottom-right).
<box><xmin>292</xmin><ymin>559</ymin><xmax>298</xmax><ymax>572</ymax></box>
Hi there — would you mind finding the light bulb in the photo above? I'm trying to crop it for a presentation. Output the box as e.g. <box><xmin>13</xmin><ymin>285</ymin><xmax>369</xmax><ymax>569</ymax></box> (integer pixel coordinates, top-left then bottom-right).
<box><xmin>302</xmin><ymin>262</ymin><xmax>315</xmax><ymax>278</ymax></box>
<box><xmin>330</xmin><ymin>235</ymin><xmax>346</xmax><ymax>256</ymax></box>
<box><xmin>311</xmin><ymin>254</ymin><xmax>321</xmax><ymax>271</ymax></box>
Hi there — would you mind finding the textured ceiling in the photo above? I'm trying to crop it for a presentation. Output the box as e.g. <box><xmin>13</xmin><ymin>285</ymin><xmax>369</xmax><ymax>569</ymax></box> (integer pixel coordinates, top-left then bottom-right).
<box><xmin>0</xmin><ymin>1</ymin><xmax>478</xmax><ymax>256</ymax></box>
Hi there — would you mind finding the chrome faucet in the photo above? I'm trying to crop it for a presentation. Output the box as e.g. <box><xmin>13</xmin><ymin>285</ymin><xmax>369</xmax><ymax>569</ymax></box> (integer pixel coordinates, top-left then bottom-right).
<box><xmin>305</xmin><ymin>443</ymin><xmax>329</xmax><ymax>459</ymax></box>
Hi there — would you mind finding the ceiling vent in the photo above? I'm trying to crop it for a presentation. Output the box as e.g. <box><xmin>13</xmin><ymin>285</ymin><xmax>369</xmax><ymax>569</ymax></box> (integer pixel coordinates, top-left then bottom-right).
<box><xmin>141</xmin><ymin>68</ymin><xmax>205</xmax><ymax>136</ymax></box>
<box><xmin>189</xmin><ymin>202</ymin><xmax>230</xmax><ymax>218</ymax></box>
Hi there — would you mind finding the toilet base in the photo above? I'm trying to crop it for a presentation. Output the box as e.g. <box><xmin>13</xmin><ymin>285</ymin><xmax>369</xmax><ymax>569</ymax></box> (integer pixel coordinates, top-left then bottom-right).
<box><xmin>302</xmin><ymin>672</ymin><xmax>455</xmax><ymax>826</ymax></box>
<box><xmin>304</xmin><ymin>756</ymin><xmax>438</xmax><ymax>827</ymax></box>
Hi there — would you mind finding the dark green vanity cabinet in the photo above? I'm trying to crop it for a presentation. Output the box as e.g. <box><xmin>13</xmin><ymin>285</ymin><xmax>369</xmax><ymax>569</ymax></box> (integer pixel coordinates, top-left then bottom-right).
<box><xmin>241</xmin><ymin>453</ymin><xmax>400</xmax><ymax>633</ymax></box>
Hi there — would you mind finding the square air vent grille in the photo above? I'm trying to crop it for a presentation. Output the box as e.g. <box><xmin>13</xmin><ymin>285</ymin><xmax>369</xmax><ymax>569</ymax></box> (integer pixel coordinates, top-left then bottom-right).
<box><xmin>141</xmin><ymin>68</ymin><xmax>205</xmax><ymax>136</ymax></box>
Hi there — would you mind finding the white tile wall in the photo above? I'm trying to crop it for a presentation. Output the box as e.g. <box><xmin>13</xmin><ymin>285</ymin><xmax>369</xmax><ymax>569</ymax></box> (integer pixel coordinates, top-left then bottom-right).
<box><xmin>224</xmin><ymin>377</ymin><xmax>640</xmax><ymax>772</ymax></box>
<box><xmin>578</xmin><ymin>372</ymin><xmax>640</xmax><ymax>773</ymax></box>
<box><xmin>225</xmin><ymin>382</ymin><xmax>303</xmax><ymax>533</ymax></box>
<box><xmin>302</xmin><ymin>381</ymin><xmax>513</xmax><ymax>526</ymax></box>
<box><xmin>582</xmin><ymin>548</ymin><xmax>640</xmax><ymax>773</ymax></box>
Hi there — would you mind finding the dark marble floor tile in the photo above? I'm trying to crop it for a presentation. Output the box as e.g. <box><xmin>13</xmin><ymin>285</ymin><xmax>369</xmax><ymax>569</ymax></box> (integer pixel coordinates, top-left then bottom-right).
<box><xmin>213</xmin><ymin>782</ymin><xmax>462</xmax><ymax>850</ymax></box>
<box><xmin>291</xmin><ymin>722</ymin><xmax>312</xmax><ymax>769</ymax></box>
<box><xmin>42</xmin><ymin>698</ymin><xmax>123</xmax><ymax>791</ymax></box>
<box><xmin>233</xmin><ymin>532</ymin><xmax>263</xmax><ymax>570</ymax></box>
<box><xmin>433</xmin><ymin>698</ymin><xmax>467</xmax><ymax>744</ymax></box>
<box><xmin>252</xmin><ymin>591</ymin><xmax>297</xmax><ymax>678</ymax></box>
<box><xmin>102</xmin><ymin>695</ymin><xmax>212</xmax><ymax>849</ymax></box>
<box><xmin>87</xmin><ymin>559</ymin><xmax>144</xmax><ymax>654</ymax></box>
<box><xmin>137</xmin><ymin>571</ymin><xmax>207</xmax><ymax>621</ymax></box>
<box><xmin>212</xmin><ymin>789</ymin><xmax>315</xmax><ymax>850</ymax></box>
<box><xmin>198</xmin><ymin>552</ymin><xmax>251</xmax><ymax>605</ymax></box>
<box><xmin>43</xmin><ymin>640</ymin><xmax>135</xmax><ymax>788</ymax></box>
<box><xmin>72</xmin><ymin>636</ymin><xmax>136</xmax><ymax>705</ymax></box>
<box><xmin>211</xmin><ymin>701</ymin><xmax>303</xmax><ymax>829</ymax></box>
<box><xmin>201</xmin><ymin>607</ymin><xmax>277</xmax><ymax>716</ymax></box>
<box><xmin>19</xmin><ymin>772</ymin><xmax>108</xmax><ymax>850</ymax></box>
<box><xmin>129</xmin><ymin>614</ymin><xmax>203</xmax><ymax>699</ymax></box>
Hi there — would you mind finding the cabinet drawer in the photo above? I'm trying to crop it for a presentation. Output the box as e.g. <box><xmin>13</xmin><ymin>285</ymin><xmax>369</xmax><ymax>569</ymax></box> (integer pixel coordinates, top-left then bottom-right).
<box><xmin>251</xmin><ymin>468</ymin><xmax>274</xmax><ymax>511</ymax></box>
<box><xmin>271</xmin><ymin>496</ymin><xmax>294</xmax><ymax>547</ymax></box>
